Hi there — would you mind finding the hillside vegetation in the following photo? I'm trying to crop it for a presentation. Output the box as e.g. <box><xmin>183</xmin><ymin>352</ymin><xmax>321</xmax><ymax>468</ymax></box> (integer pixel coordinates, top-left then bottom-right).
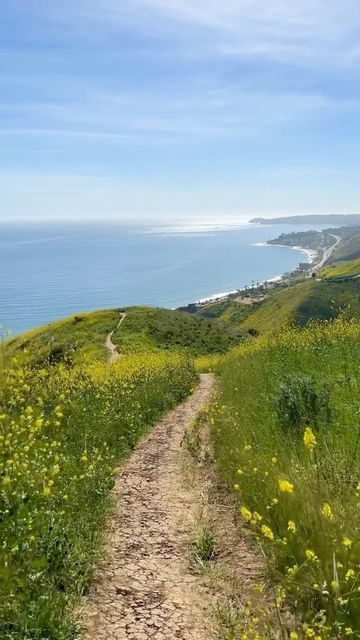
<box><xmin>210</xmin><ymin>318</ymin><xmax>360</xmax><ymax>637</ymax></box>
<box><xmin>187</xmin><ymin>228</ymin><xmax>360</xmax><ymax>334</ymax></box>
<box><xmin>321</xmin><ymin>258</ymin><xmax>360</xmax><ymax>280</ymax></box>
<box><xmin>0</xmin><ymin>346</ymin><xmax>195</xmax><ymax>639</ymax></box>
<box><xmin>7</xmin><ymin>306</ymin><xmax>243</xmax><ymax>365</ymax></box>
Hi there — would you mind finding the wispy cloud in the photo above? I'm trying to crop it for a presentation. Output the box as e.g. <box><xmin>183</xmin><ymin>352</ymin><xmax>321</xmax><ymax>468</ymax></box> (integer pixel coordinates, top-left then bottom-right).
<box><xmin>42</xmin><ymin>0</ymin><xmax>360</xmax><ymax>68</ymax></box>
<box><xmin>1</xmin><ymin>0</ymin><xmax>360</xmax><ymax>219</ymax></box>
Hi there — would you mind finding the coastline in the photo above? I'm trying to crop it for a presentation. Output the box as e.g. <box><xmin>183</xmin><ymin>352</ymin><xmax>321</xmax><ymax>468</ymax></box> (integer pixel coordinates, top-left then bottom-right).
<box><xmin>253</xmin><ymin>242</ymin><xmax>318</xmax><ymax>263</ymax></box>
<box><xmin>195</xmin><ymin>241</ymin><xmax>316</xmax><ymax>306</ymax></box>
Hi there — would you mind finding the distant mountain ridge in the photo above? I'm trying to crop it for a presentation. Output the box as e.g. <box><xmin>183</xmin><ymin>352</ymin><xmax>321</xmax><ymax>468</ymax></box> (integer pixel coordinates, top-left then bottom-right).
<box><xmin>250</xmin><ymin>214</ymin><xmax>360</xmax><ymax>225</ymax></box>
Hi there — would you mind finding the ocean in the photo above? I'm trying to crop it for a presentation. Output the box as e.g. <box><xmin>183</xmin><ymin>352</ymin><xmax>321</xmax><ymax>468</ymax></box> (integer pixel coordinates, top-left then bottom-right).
<box><xmin>0</xmin><ymin>220</ymin><xmax>325</xmax><ymax>335</ymax></box>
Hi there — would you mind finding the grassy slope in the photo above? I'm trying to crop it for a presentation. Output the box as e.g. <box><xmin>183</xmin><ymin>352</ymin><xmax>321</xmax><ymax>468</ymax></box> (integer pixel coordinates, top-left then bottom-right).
<box><xmin>211</xmin><ymin>320</ymin><xmax>360</xmax><ymax>634</ymax></box>
<box><xmin>320</xmin><ymin>257</ymin><xmax>360</xmax><ymax>280</ymax></box>
<box><xmin>239</xmin><ymin>279</ymin><xmax>360</xmax><ymax>331</ymax></box>
<box><xmin>330</xmin><ymin>230</ymin><xmax>360</xmax><ymax>262</ymax></box>
<box><xmin>240</xmin><ymin>281</ymin><xmax>313</xmax><ymax>331</ymax></box>
<box><xmin>6</xmin><ymin>309</ymin><xmax>122</xmax><ymax>365</ymax></box>
<box><xmin>0</xmin><ymin>351</ymin><xmax>195</xmax><ymax>639</ymax></box>
<box><xmin>112</xmin><ymin>306</ymin><xmax>243</xmax><ymax>355</ymax></box>
<box><xmin>7</xmin><ymin>306</ymin><xmax>243</xmax><ymax>365</ymax></box>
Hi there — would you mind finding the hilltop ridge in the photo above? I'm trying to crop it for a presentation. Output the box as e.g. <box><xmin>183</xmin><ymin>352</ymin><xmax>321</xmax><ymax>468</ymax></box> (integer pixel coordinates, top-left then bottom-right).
<box><xmin>250</xmin><ymin>213</ymin><xmax>360</xmax><ymax>225</ymax></box>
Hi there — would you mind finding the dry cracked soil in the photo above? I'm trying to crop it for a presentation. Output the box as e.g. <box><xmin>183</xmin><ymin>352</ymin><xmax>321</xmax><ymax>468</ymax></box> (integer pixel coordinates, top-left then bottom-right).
<box><xmin>82</xmin><ymin>374</ymin><xmax>217</xmax><ymax>640</ymax></box>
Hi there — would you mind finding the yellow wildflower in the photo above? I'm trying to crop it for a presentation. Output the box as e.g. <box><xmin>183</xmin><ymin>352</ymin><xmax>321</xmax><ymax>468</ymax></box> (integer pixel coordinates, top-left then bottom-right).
<box><xmin>240</xmin><ymin>506</ymin><xmax>252</xmax><ymax>522</ymax></box>
<box><xmin>287</xmin><ymin>520</ymin><xmax>296</xmax><ymax>533</ymax></box>
<box><xmin>346</xmin><ymin>569</ymin><xmax>355</xmax><ymax>581</ymax></box>
<box><xmin>278</xmin><ymin>479</ymin><xmax>294</xmax><ymax>494</ymax></box>
<box><xmin>287</xmin><ymin>564</ymin><xmax>298</xmax><ymax>576</ymax></box>
<box><xmin>43</xmin><ymin>485</ymin><xmax>51</xmax><ymax>497</ymax></box>
<box><xmin>306</xmin><ymin>549</ymin><xmax>318</xmax><ymax>562</ymax></box>
<box><xmin>252</xmin><ymin>511</ymin><xmax>262</xmax><ymax>523</ymax></box>
<box><xmin>345</xmin><ymin>628</ymin><xmax>353</xmax><ymax>636</ymax></box>
<box><xmin>304</xmin><ymin>427</ymin><xmax>317</xmax><ymax>450</ymax></box>
<box><xmin>321</xmin><ymin>502</ymin><xmax>333</xmax><ymax>519</ymax></box>
<box><xmin>261</xmin><ymin>524</ymin><xmax>274</xmax><ymax>540</ymax></box>
<box><xmin>331</xmin><ymin>580</ymin><xmax>339</xmax><ymax>593</ymax></box>
<box><xmin>343</xmin><ymin>536</ymin><xmax>352</xmax><ymax>549</ymax></box>
<box><xmin>290</xmin><ymin>633</ymin><xmax>299</xmax><ymax>640</ymax></box>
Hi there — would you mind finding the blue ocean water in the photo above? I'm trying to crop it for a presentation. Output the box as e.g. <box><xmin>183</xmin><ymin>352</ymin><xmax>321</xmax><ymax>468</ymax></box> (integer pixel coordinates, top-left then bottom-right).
<box><xmin>0</xmin><ymin>221</ymin><xmax>324</xmax><ymax>335</ymax></box>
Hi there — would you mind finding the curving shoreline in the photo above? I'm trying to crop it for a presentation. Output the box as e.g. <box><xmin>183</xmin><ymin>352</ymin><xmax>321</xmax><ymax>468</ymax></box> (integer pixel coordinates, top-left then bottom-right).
<box><xmin>195</xmin><ymin>241</ymin><xmax>316</xmax><ymax>306</ymax></box>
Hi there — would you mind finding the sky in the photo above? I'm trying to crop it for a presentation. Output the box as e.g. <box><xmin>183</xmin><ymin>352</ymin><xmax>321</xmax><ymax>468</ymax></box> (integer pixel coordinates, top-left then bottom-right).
<box><xmin>1</xmin><ymin>0</ymin><xmax>360</xmax><ymax>221</ymax></box>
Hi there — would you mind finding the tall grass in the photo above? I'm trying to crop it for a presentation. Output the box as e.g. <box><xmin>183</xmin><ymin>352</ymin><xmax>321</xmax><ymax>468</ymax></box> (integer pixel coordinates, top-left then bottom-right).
<box><xmin>0</xmin><ymin>349</ymin><xmax>196</xmax><ymax>639</ymax></box>
<box><xmin>211</xmin><ymin>319</ymin><xmax>360</xmax><ymax>638</ymax></box>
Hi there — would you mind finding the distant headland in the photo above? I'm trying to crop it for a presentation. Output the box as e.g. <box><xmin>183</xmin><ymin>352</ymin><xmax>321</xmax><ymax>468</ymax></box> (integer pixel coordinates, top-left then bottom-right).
<box><xmin>249</xmin><ymin>214</ymin><xmax>360</xmax><ymax>225</ymax></box>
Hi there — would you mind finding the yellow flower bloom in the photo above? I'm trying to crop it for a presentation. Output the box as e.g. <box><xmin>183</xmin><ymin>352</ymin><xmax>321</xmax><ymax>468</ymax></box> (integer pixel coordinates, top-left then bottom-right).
<box><xmin>278</xmin><ymin>479</ymin><xmax>294</xmax><ymax>494</ymax></box>
<box><xmin>287</xmin><ymin>564</ymin><xmax>298</xmax><ymax>576</ymax></box>
<box><xmin>343</xmin><ymin>536</ymin><xmax>352</xmax><ymax>549</ymax></box>
<box><xmin>306</xmin><ymin>549</ymin><xmax>318</xmax><ymax>562</ymax></box>
<box><xmin>321</xmin><ymin>502</ymin><xmax>333</xmax><ymax>519</ymax></box>
<box><xmin>345</xmin><ymin>629</ymin><xmax>353</xmax><ymax>636</ymax></box>
<box><xmin>252</xmin><ymin>511</ymin><xmax>262</xmax><ymax>523</ymax></box>
<box><xmin>240</xmin><ymin>506</ymin><xmax>252</xmax><ymax>522</ymax></box>
<box><xmin>287</xmin><ymin>520</ymin><xmax>296</xmax><ymax>533</ymax></box>
<box><xmin>346</xmin><ymin>569</ymin><xmax>355</xmax><ymax>581</ymax></box>
<box><xmin>290</xmin><ymin>633</ymin><xmax>299</xmax><ymax>640</ymax></box>
<box><xmin>43</xmin><ymin>485</ymin><xmax>51</xmax><ymax>497</ymax></box>
<box><xmin>261</xmin><ymin>524</ymin><xmax>274</xmax><ymax>540</ymax></box>
<box><xmin>331</xmin><ymin>579</ymin><xmax>339</xmax><ymax>593</ymax></box>
<box><xmin>303</xmin><ymin>427</ymin><xmax>317</xmax><ymax>450</ymax></box>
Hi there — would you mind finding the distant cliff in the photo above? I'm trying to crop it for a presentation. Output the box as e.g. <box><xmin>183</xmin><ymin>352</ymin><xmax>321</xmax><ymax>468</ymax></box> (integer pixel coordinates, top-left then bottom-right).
<box><xmin>250</xmin><ymin>214</ymin><xmax>360</xmax><ymax>225</ymax></box>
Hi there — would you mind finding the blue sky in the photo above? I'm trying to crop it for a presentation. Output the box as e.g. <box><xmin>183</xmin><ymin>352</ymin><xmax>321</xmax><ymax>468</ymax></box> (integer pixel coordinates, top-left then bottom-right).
<box><xmin>1</xmin><ymin>0</ymin><xmax>360</xmax><ymax>221</ymax></box>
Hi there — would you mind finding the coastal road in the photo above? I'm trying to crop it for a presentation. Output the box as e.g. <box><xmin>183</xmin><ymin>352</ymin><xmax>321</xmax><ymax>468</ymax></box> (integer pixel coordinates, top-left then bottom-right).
<box><xmin>314</xmin><ymin>234</ymin><xmax>341</xmax><ymax>270</ymax></box>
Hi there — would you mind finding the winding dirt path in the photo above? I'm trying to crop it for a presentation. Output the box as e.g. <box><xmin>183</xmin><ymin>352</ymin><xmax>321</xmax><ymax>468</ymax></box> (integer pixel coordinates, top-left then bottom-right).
<box><xmin>82</xmin><ymin>374</ymin><xmax>216</xmax><ymax>640</ymax></box>
<box><xmin>105</xmin><ymin>312</ymin><xmax>127</xmax><ymax>363</ymax></box>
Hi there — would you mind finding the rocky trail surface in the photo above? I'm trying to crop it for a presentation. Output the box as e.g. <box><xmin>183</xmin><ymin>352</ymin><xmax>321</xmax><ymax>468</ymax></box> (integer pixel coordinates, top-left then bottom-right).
<box><xmin>82</xmin><ymin>374</ymin><xmax>217</xmax><ymax>640</ymax></box>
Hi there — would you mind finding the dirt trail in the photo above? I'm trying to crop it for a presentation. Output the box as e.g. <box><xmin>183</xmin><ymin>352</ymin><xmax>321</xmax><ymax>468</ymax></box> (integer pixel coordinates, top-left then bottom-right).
<box><xmin>82</xmin><ymin>374</ymin><xmax>216</xmax><ymax>640</ymax></box>
<box><xmin>105</xmin><ymin>312</ymin><xmax>127</xmax><ymax>363</ymax></box>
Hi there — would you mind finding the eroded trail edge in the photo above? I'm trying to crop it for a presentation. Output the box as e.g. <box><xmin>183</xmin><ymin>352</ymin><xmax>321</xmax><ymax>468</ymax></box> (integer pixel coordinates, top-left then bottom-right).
<box><xmin>82</xmin><ymin>374</ymin><xmax>216</xmax><ymax>640</ymax></box>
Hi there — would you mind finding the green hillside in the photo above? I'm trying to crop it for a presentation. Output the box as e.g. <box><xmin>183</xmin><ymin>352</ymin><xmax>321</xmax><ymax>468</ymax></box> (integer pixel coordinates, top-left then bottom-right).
<box><xmin>6</xmin><ymin>309</ymin><xmax>122</xmax><ymax>365</ymax></box>
<box><xmin>210</xmin><ymin>319</ymin><xmax>360</xmax><ymax>635</ymax></box>
<box><xmin>321</xmin><ymin>257</ymin><xmax>360</xmax><ymax>280</ymax></box>
<box><xmin>6</xmin><ymin>306</ymin><xmax>243</xmax><ymax>366</ymax></box>
<box><xmin>329</xmin><ymin>230</ymin><xmax>360</xmax><ymax>262</ymax></box>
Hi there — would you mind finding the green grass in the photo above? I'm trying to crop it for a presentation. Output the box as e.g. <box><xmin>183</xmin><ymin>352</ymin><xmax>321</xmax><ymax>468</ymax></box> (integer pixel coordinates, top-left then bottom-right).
<box><xmin>196</xmin><ymin>279</ymin><xmax>360</xmax><ymax>335</ymax></box>
<box><xmin>7</xmin><ymin>306</ymin><xmax>243</xmax><ymax>366</ymax></box>
<box><xmin>6</xmin><ymin>309</ymin><xmax>121</xmax><ymax>365</ymax></box>
<box><xmin>0</xmin><ymin>349</ymin><xmax>196</xmax><ymax>639</ymax></box>
<box><xmin>320</xmin><ymin>258</ymin><xmax>360</xmax><ymax>280</ymax></box>
<box><xmin>239</xmin><ymin>281</ymin><xmax>313</xmax><ymax>332</ymax></box>
<box><xmin>210</xmin><ymin>319</ymin><xmax>360</xmax><ymax>637</ymax></box>
<box><xmin>113</xmin><ymin>306</ymin><xmax>243</xmax><ymax>354</ymax></box>
<box><xmin>330</xmin><ymin>231</ymin><xmax>360</xmax><ymax>263</ymax></box>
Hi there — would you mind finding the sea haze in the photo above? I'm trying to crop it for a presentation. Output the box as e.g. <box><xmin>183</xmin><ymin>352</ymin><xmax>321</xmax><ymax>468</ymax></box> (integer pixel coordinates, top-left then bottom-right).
<box><xmin>0</xmin><ymin>221</ymin><xmax>325</xmax><ymax>335</ymax></box>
